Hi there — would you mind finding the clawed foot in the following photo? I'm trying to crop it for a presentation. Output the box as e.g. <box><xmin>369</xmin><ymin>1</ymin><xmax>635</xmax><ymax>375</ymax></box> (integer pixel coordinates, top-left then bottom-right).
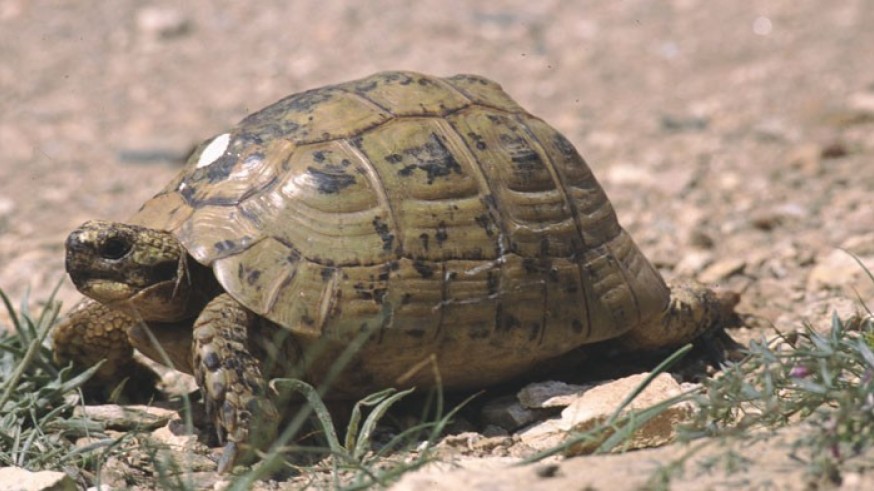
<box><xmin>192</xmin><ymin>293</ymin><xmax>280</xmax><ymax>472</ymax></box>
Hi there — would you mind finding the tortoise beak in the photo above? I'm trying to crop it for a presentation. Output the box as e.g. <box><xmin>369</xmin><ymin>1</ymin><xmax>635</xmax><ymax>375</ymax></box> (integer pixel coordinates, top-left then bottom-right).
<box><xmin>65</xmin><ymin>223</ymin><xmax>139</xmax><ymax>302</ymax></box>
<box><xmin>64</xmin><ymin>220</ymin><xmax>191</xmax><ymax>318</ymax></box>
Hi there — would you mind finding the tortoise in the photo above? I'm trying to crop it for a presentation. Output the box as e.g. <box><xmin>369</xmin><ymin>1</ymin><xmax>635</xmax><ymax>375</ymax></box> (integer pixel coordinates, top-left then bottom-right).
<box><xmin>52</xmin><ymin>70</ymin><xmax>739</xmax><ymax>471</ymax></box>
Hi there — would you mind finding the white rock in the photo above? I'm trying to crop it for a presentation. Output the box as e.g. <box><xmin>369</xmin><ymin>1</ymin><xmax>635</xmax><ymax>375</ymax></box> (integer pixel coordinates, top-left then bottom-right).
<box><xmin>73</xmin><ymin>404</ymin><xmax>178</xmax><ymax>430</ymax></box>
<box><xmin>673</xmin><ymin>250</ymin><xmax>713</xmax><ymax>277</ymax></box>
<box><xmin>847</xmin><ymin>90</ymin><xmax>874</xmax><ymax>115</ymax></box>
<box><xmin>0</xmin><ymin>467</ymin><xmax>75</xmax><ymax>491</ymax></box>
<box><xmin>136</xmin><ymin>6</ymin><xmax>190</xmax><ymax>39</ymax></box>
<box><xmin>150</xmin><ymin>424</ymin><xmax>199</xmax><ymax>451</ymax></box>
<box><xmin>518</xmin><ymin>373</ymin><xmax>694</xmax><ymax>455</ymax></box>
<box><xmin>697</xmin><ymin>257</ymin><xmax>746</xmax><ymax>283</ymax></box>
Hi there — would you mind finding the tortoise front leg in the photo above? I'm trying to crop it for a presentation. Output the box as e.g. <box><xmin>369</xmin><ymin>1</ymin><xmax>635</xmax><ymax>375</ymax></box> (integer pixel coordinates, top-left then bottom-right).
<box><xmin>192</xmin><ymin>293</ymin><xmax>280</xmax><ymax>473</ymax></box>
<box><xmin>52</xmin><ymin>298</ymin><xmax>159</xmax><ymax>401</ymax></box>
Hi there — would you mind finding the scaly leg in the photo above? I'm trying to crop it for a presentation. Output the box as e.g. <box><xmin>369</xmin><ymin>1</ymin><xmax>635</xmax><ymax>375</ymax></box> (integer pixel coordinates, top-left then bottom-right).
<box><xmin>191</xmin><ymin>293</ymin><xmax>279</xmax><ymax>472</ymax></box>
<box><xmin>52</xmin><ymin>298</ymin><xmax>159</xmax><ymax>401</ymax></box>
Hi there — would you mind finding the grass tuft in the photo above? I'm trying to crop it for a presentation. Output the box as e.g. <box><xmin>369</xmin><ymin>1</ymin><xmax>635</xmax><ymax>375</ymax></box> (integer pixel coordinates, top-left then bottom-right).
<box><xmin>0</xmin><ymin>284</ymin><xmax>112</xmax><ymax>472</ymax></box>
<box><xmin>680</xmin><ymin>311</ymin><xmax>874</xmax><ymax>478</ymax></box>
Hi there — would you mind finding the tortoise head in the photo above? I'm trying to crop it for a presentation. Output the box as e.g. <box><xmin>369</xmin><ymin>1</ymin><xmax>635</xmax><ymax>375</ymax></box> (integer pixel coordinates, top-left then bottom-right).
<box><xmin>65</xmin><ymin>220</ymin><xmax>195</xmax><ymax>322</ymax></box>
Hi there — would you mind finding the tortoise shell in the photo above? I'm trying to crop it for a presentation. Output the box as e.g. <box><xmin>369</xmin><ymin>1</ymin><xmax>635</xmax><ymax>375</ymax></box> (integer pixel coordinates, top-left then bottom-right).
<box><xmin>129</xmin><ymin>71</ymin><xmax>669</xmax><ymax>385</ymax></box>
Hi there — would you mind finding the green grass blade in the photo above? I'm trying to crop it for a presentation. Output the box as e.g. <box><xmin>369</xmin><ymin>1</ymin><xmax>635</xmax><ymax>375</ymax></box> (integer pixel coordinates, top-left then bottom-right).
<box><xmin>344</xmin><ymin>388</ymin><xmax>396</xmax><ymax>452</ymax></box>
<box><xmin>353</xmin><ymin>387</ymin><xmax>415</xmax><ymax>460</ymax></box>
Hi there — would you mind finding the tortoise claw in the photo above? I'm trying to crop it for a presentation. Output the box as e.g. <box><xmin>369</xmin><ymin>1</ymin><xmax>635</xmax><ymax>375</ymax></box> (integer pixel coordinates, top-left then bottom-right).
<box><xmin>217</xmin><ymin>441</ymin><xmax>238</xmax><ymax>474</ymax></box>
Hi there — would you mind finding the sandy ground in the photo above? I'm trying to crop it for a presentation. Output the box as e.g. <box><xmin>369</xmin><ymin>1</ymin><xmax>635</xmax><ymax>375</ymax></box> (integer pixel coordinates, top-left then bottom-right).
<box><xmin>2</xmin><ymin>0</ymin><xmax>873</xmax><ymax>488</ymax></box>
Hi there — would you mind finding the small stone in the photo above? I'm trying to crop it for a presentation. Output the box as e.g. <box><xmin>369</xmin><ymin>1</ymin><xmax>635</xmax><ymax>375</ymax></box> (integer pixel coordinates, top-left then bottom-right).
<box><xmin>820</xmin><ymin>140</ymin><xmax>849</xmax><ymax>159</ymax></box>
<box><xmin>0</xmin><ymin>467</ymin><xmax>75</xmax><ymax>491</ymax></box>
<box><xmin>807</xmin><ymin>248</ymin><xmax>874</xmax><ymax>296</ymax></box>
<box><xmin>480</xmin><ymin>395</ymin><xmax>542</xmax><ymax>431</ymax></box>
<box><xmin>518</xmin><ymin>373</ymin><xmax>693</xmax><ymax>455</ymax></box>
<box><xmin>517</xmin><ymin>380</ymin><xmax>592</xmax><ymax>409</ymax></box>
<box><xmin>0</xmin><ymin>197</ymin><xmax>14</xmax><ymax>217</ymax></box>
<box><xmin>516</xmin><ymin>418</ymin><xmax>567</xmax><ymax>450</ymax></box>
<box><xmin>534</xmin><ymin>463</ymin><xmax>561</xmax><ymax>478</ymax></box>
<box><xmin>562</xmin><ymin>373</ymin><xmax>693</xmax><ymax>455</ymax></box>
<box><xmin>847</xmin><ymin>90</ymin><xmax>874</xmax><ymax>115</ymax></box>
<box><xmin>843</xmin><ymin>233</ymin><xmax>874</xmax><ymax>256</ymax></box>
<box><xmin>659</xmin><ymin>113</ymin><xmax>709</xmax><ymax>132</ymax></box>
<box><xmin>750</xmin><ymin>203</ymin><xmax>807</xmax><ymax>231</ymax></box>
<box><xmin>73</xmin><ymin>404</ymin><xmax>178</xmax><ymax>431</ymax></box>
<box><xmin>799</xmin><ymin>297</ymin><xmax>862</xmax><ymax>333</ymax></box>
<box><xmin>151</xmin><ymin>424</ymin><xmax>200</xmax><ymax>450</ymax></box>
<box><xmin>753</xmin><ymin>118</ymin><xmax>798</xmax><ymax>142</ymax></box>
<box><xmin>698</xmin><ymin>258</ymin><xmax>746</xmax><ymax>283</ymax></box>
<box><xmin>673</xmin><ymin>250</ymin><xmax>713</xmax><ymax>277</ymax></box>
<box><xmin>149</xmin><ymin>427</ymin><xmax>217</xmax><ymax>472</ymax></box>
<box><xmin>481</xmin><ymin>424</ymin><xmax>510</xmax><ymax>438</ymax></box>
<box><xmin>136</xmin><ymin>7</ymin><xmax>190</xmax><ymax>39</ymax></box>
<box><xmin>784</xmin><ymin>143</ymin><xmax>823</xmax><ymax>175</ymax></box>
<box><xmin>438</xmin><ymin>432</ymin><xmax>483</xmax><ymax>451</ymax></box>
<box><xmin>471</xmin><ymin>435</ymin><xmax>513</xmax><ymax>453</ymax></box>
<box><xmin>605</xmin><ymin>163</ymin><xmax>656</xmax><ymax>187</ymax></box>
<box><xmin>688</xmin><ymin>229</ymin><xmax>715</xmax><ymax>249</ymax></box>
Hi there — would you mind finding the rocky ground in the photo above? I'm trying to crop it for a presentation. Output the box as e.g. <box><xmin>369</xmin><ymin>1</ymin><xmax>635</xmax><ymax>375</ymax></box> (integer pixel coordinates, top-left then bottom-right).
<box><xmin>2</xmin><ymin>0</ymin><xmax>873</xmax><ymax>489</ymax></box>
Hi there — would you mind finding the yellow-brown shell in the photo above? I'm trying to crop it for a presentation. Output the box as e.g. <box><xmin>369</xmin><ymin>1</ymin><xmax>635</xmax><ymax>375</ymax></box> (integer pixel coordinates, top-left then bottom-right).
<box><xmin>130</xmin><ymin>71</ymin><xmax>669</xmax><ymax>354</ymax></box>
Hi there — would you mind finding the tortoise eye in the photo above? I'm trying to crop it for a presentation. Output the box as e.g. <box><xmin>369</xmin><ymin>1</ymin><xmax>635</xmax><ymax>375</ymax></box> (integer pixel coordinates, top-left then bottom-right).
<box><xmin>99</xmin><ymin>237</ymin><xmax>132</xmax><ymax>260</ymax></box>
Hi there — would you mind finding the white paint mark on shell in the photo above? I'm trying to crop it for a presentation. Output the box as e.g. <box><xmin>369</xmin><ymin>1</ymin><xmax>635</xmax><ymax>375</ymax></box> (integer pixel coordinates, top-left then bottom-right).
<box><xmin>196</xmin><ymin>133</ymin><xmax>231</xmax><ymax>168</ymax></box>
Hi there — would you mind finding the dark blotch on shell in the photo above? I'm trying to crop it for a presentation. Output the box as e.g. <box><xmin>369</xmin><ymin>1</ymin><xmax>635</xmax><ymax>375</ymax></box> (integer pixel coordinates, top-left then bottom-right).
<box><xmin>405</xmin><ymin>329</ymin><xmax>426</xmax><ymax>338</ymax></box>
<box><xmin>412</xmin><ymin>260</ymin><xmax>434</xmax><ymax>279</ymax></box>
<box><xmin>474</xmin><ymin>214</ymin><xmax>495</xmax><ymax>236</ymax></box>
<box><xmin>468</xmin><ymin>325</ymin><xmax>491</xmax><ymax>339</ymax></box>
<box><xmin>486</xmin><ymin>271</ymin><xmax>499</xmax><ymax>295</ymax></box>
<box><xmin>306</xmin><ymin>166</ymin><xmax>356</xmax><ymax>194</ymax></box>
<box><xmin>435</xmin><ymin>222</ymin><xmax>448</xmax><ymax>246</ymax></box>
<box><xmin>372</xmin><ymin>217</ymin><xmax>395</xmax><ymax>252</ymax></box>
<box><xmin>397</xmin><ymin>133</ymin><xmax>463</xmax><ymax>184</ymax></box>
<box><xmin>571</xmin><ymin>319</ymin><xmax>584</xmax><ymax>333</ymax></box>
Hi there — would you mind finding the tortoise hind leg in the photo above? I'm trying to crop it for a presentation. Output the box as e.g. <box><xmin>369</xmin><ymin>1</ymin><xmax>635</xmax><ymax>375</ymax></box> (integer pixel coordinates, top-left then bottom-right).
<box><xmin>618</xmin><ymin>282</ymin><xmax>741</xmax><ymax>351</ymax></box>
<box><xmin>52</xmin><ymin>298</ymin><xmax>160</xmax><ymax>402</ymax></box>
<box><xmin>192</xmin><ymin>293</ymin><xmax>280</xmax><ymax>473</ymax></box>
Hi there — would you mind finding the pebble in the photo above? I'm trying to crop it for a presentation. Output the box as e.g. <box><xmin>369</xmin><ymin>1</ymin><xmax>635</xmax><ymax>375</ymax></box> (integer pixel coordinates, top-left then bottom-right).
<box><xmin>517</xmin><ymin>380</ymin><xmax>593</xmax><ymax>409</ymax></box>
<box><xmin>0</xmin><ymin>197</ymin><xmax>14</xmax><ymax>218</ymax></box>
<box><xmin>847</xmin><ymin>90</ymin><xmax>874</xmax><ymax>116</ymax></box>
<box><xmin>0</xmin><ymin>467</ymin><xmax>75</xmax><ymax>491</ymax></box>
<box><xmin>806</xmin><ymin>248</ymin><xmax>874</xmax><ymax>295</ymax></box>
<box><xmin>820</xmin><ymin>140</ymin><xmax>849</xmax><ymax>159</ymax></box>
<box><xmin>480</xmin><ymin>395</ymin><xmax>543</xmax><ymax>431</ymax></box>
<box><xmin>673</xmin><ymin>250</ymin><xmax>713</xmax><ymax>277</ymax></box>
<box><xmin>750</xmin><ymin>203</ymin><xmax>807</xmax><ymax>231</ymax></box>
<box><xmin>72</xmin><ymin>404</ymin><xmax>179</xmax><ymax>431</ymax></box>
<box><xmin>752</xmin><ymin>118</ymin><xmax>798</xmax><ymax>142</ymax></box>
<box><xmin>659</xmin><ymin>114</ymin><xmax>709</xmax><ymax>132</ymax></box>
<box><xmin>784</xmin><ymin>143</ymin><xmax>823</xmax><ymax>175</ymax></box>
<box><xmin>518</xmin><ymin>373</ymin><xmax>693</xmax><ymax>455</ymax></box>
<box><xmin>698</xmin><ymin>258</ymin><xmax>746</xmax><ymax>284</ymax></box>
<box><xmin>136</xmin><ymin>7</ymin><xmax>191</xmax><ymax>39</ymax></box>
